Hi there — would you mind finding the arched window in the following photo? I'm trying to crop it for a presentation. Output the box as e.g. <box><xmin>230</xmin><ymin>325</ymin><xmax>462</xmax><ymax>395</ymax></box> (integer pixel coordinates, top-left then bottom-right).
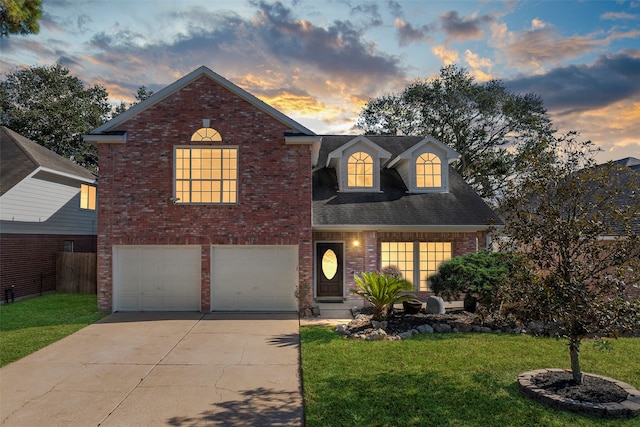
<box><xmin>416</xmin><ymin>153</ymin><xmax>441</xmax><ymax>188</ymax></box>
<box><xmin>347</xmin><ymin>152</ymin><xmax>373</xmax><ymax>187</ymax></box>
<box><xmin>191</xmin><ymin>127</ymin><xmax>222</xmax><ymax>142</ymax></box>
<box><xmin>175</xmin><ymin>127</ymin><xmax>237</xmax><ymax>204</ymax></box>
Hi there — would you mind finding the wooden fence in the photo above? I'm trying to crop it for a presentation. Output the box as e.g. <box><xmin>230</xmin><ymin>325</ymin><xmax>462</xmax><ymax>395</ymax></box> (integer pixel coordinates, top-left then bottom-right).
<box><xmin>56</xmin><ymin>252</ymin><xmax>97</xmax><ymax>294</ymax></box>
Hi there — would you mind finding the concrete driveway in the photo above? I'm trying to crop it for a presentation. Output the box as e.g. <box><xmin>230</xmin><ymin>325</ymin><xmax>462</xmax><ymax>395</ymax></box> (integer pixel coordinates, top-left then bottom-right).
<box><xmin>0</xmin><ymin>312</ymin><xmax>303</xmax><ymax>426</ymax></box>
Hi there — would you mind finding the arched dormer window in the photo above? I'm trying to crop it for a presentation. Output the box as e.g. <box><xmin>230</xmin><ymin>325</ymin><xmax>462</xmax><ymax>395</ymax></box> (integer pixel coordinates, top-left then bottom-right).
<box><xmin>348</xmin><ymin>151</ymin><xmax>373</xmax><ymax>188</ymax></box>
<box><xmin>191</xmin><ymin>127</ymin><xmax>222</xmax><ymax>142</ymax></box>
<box><xmin>416</xmin><ymin>153</ymin><xmax>441</xmax><ymax>188</ymax></box>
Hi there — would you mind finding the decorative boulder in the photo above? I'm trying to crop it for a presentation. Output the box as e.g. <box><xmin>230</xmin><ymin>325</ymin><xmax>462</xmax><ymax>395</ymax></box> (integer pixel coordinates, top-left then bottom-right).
<box><xmin>403</xmin><ymin>299</ymin><xmax>423</xmax><ymax>314</ymax></box>
<box><xmin>426</xmin><ymin>296</ymin><xmax>445</xmax><ymax>314</ymax></box>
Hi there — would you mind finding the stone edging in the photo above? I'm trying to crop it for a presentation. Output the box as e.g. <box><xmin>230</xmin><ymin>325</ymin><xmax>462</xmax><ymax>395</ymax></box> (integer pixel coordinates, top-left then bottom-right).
<box><xmin>518</xmin><ymin>369</ymin><xmax>640</xmax><ymax>419</ymax></box>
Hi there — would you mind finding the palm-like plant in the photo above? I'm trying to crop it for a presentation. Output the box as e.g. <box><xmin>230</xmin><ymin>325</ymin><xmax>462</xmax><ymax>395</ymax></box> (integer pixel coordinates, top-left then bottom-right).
<box><xmin>352</xmin><ymin>272</ymin><xmax>414</xmax><ymax>321</ymax></box>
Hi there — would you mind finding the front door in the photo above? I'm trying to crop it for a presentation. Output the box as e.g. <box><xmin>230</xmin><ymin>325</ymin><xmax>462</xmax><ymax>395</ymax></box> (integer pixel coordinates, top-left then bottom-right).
<box><xmin>316</xmin><ymin>242</ymin><xmax>344</xmax><ymax>298</ymax></box>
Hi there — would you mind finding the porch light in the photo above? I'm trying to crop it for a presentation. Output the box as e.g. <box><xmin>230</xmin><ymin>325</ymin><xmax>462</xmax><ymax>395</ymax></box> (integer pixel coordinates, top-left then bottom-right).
<box><xmin>353</xmin><ymin>239</ymin><xmax>360</xmax><ymax>247</ymax></box>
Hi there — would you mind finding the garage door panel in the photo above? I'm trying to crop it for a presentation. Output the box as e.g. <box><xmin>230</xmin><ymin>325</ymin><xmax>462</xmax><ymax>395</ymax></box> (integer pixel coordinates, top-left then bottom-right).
<box><xmin>211</xmin><ymin>245</ymin><xmax>298</xmax><ymax>312</ymax></box>
<box><xmin>114</xmin><ymin>246</ymin><xmax>201</xmax><ymax>311</ymax></box>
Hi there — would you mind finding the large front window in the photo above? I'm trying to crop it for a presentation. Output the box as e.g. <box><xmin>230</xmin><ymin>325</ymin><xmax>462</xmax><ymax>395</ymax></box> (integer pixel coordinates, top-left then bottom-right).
<box><xmin>347</xmin><ymin>151</ymin><xmax>373</xmax><ymax>187</ymax></box>
<box><xmin>174</xmin><ymin>147</ymin><xmax>238</xmax><ymax>204</ymax></box>
<box><xmin>381</xmin><ymin>241</ymin><xmax>452</xmax><ymax>291</ymax></box>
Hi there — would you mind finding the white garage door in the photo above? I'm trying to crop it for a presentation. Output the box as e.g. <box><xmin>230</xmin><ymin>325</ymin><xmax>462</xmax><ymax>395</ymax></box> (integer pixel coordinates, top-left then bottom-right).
<box><xmin>211</xmin><ymin>245</ymin><xmax>298</xmax><ymax>311</ymax></box>
<box><xmin>114</xmin><ymin>245</ymin><xmax>201</xmax><ymax>311</ymax></box>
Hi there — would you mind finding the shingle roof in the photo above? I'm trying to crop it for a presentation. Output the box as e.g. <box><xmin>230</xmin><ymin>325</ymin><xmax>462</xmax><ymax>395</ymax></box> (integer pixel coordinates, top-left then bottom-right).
<box><xmin>313</xmin><ymin>135</ymin><xmax>503</xmax><ymax>229</ymax></box>
<box><xmin>0</xmin><ymin>127</ymin><xmax>95</xmax><ymax>196</ymax></box>
<box><xmin>616</xmin><ymin>157</ymin><xmax>640</xmax><ymax>173</ymax></box>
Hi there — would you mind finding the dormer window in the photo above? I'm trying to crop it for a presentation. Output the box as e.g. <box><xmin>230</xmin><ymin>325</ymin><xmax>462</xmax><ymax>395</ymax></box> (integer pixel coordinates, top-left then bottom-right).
<box><xmin>348</xmin><ymin>152</ymin><xmax>373</xmax><ymax>188</ymax></box>
<box><xmin>416</xmin><ymin>153</ymin><xmax>442</xmax><ymax>188</ymax></box>
<box><xmin>326</xmin><ymin>136</ymin><xmax>391</xmax><ymax>192</ymax></box>
<box><xmin>387</xmin><ymin>136</ymin><xmax>459</xmax><ymax>193</ymax></box>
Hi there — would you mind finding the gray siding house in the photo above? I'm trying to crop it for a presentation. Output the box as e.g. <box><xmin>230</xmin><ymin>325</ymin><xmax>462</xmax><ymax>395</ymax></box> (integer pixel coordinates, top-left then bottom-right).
<box><xmin>0</xmin><ymin>127</ymin><xmax>97</xmax><ymax>300</ymax></box>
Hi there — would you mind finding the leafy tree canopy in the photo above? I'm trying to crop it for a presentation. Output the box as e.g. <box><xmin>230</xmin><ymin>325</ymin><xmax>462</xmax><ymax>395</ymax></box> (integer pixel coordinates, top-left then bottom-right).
<box><xmin>0</xmin><ymin>64</ymin><xmax>111</xmax><ymax>172</ymax></box>
<box><xmin>112</xmin><ymin>85</ymin><xmax>155</xmax><ymax>118</ymax></box>
<box><xmin>1</xmin><ymin>0</ymin><xmax>42</xmax><ymax>37</ymax></box>
<box><xmin>357</xmin><ymin>65</ymin><xmax>555</xmax><ymax>200</ymax></box>
<box><xmin>498</xmin><ymin>132</ymin><xmax>640</xmax><ymax>383</ymax></box>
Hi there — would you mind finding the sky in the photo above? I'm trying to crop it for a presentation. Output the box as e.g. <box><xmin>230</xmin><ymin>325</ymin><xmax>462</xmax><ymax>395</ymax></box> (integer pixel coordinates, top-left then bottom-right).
<box><xmin>1</xmin><ymin>0</ymin><xmax>640</xmax><ymax>163</ymax></box>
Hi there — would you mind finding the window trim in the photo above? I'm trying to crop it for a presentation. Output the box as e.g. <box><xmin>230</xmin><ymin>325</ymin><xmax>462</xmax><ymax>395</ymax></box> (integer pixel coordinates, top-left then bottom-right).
<box><xmin>173</xmin><ymin>145</ymin><xmax>239</xmax><ymax>205</ymax></box>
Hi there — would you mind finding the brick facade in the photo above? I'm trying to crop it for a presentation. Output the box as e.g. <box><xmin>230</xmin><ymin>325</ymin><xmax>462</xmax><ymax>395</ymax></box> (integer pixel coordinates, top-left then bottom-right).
<box><xmin>96</xmin><ymin>76</ymin><xmax>312</xmax><ymax>313</ymax></box>
<box><xmin>0</xmin><ymin>234</ymin><xmax>96</xmax><ymax>301</ymax></box>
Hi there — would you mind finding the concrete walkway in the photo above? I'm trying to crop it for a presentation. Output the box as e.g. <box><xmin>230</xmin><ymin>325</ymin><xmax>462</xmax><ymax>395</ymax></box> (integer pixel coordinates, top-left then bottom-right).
<box><xmin>0</xmin><ymin>312</ymin><xmax>303</xmax><ymax>426</ymax></box>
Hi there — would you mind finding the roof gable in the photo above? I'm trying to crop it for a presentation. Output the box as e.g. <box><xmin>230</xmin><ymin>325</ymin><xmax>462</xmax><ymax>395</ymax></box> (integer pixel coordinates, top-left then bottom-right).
<box><xmin>325</xmin><ymin>135</ymin><xmax>392</xmax><ymax>168</ymax></box>
<box><xmin>387</xmin><ymin>136</ymin><xmax>459</xmax><ymax>168</ymax></box>
<box><xmin>1</xmin><ymin>127</ymin><xmax>95</xmax><ymax>195</ymax></box>
<box><xmin>87</xmin><ymin>66</ymin><xmax>315</xmax><ymax>138</ymax></box>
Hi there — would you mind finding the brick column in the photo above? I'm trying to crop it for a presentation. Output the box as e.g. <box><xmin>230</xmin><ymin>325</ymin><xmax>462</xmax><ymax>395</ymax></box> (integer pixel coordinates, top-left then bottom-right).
<box><xmin>200</xmin><ymin>245</ymin><xmax>210</xmax><ymax>312</ymax></box>
<box><xmin>363</xmin><ymin>230</ymin><xmax>378</xmax><ymax>272</ymax></box>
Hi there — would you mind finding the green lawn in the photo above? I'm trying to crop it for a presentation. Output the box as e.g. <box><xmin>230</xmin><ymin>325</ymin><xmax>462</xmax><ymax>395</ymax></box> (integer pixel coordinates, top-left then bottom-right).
<box><xmin>300</xmin><ymin>327</ymin><xmax>640</xmax><ymax>427</ymax></box>
<box><xmin>0</xmin><ymin>293</ymin><xmax>105</xmax><ymax>367</ymax></box>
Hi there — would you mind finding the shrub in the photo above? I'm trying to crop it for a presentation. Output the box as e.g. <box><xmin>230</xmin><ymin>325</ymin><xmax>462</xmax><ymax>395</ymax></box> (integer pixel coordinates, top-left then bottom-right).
<box><xmin>352</xmin><ymin>272</ymin><xmax>413</xmax><ymax>321</ymax></box>
<box><xmin>429</xmin><ymin>251</ymin><xmax>519</xmax><ymax>309</ymax></box>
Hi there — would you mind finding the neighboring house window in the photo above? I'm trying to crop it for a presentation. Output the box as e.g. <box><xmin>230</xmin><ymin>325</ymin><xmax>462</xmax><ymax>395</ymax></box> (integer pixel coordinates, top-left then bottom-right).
<box><xmin>80</xmin><ymin>184</ymin><xmax>96</xmax><ymax>210</ymax></box>
<box><xmin>348</xmin><ymin>152</ymin><xmax>373</xmax><ymax>188</ymax></box>
<box><xmin>174</xmin><ymin>147</ymin><xmax>238</xmax><ymax>204</ymax></box>
<box><xmin>64</xmin><ymin>240</ymin><xmax>74</xmax><ymax>252</ymax></box>
<box><xmin>416</xmin><ymin>153</ymin><xmax>442</xmax><ymax>188</ymax></box>
<box><xmin>381</xmin><ymin>241</ymin><xmax>452</xmax><ymax>291</ymax></box>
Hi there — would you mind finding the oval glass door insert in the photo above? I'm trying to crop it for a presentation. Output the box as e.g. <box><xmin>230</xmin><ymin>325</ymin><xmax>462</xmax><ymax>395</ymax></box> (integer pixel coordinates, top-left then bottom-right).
<box><xmin>322</xmin><ymin>249</ymin><xmax>338</xmax><ymax>280</ymax></box>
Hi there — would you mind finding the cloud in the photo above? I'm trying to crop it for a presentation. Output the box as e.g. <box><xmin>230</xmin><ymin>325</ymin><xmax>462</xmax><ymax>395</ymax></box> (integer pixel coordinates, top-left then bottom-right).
<box><xmin>492</xmin><ymin>18</ymin><xmax>640</xmax><ymax>71</ymax></box>
<box><xmin>350</xmin><ymin>3</ymin><xmax>383</xmax><ymax>27</ymax></box>
<box><xmin>432</xmin><ymin>45</ymin><xmax>459</xmax><ymax>65</ymax></box>
<box><xmin>440</xmin><ymin>10</ymin><xmax>493</xmax><ymax>41</ymax></box>
<box><xmin>506</xmin><ymin>51</ymin><xmax>640</xmax><ymax>113</ymax></box>
<box><xmin>505</xmin><ymin>50</ymin><xmax>640</xmax><ymax>161</ymax></box>
<box><xmin>601</xmin><ymin>12</ymin><xmax>639</xmax><ymax>20</ymax></box>
<box><xmin>387</xmin><ymin>0</ymin><xmax>403</xmax><ymax>19</ymax></box>
<box><xmin>394</xmin><ymin>18</ymin><xmax>431</xmax><ymax>46</ymax></box>
<box><xmin>552</xmin><ymin>99</ymin><xmax>640</xmax><ymax>164</ymax></box>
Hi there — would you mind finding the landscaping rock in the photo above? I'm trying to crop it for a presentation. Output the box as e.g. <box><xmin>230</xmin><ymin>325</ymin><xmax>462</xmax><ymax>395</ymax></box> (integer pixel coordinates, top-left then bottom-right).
<box><xmin>371</xmin><ymin>320</ymin><xmax>388</xmax><ymax>330</ymax></box>
<box><xmin>417</xmin><ymin>324</ymin><xmax>434</xmax><ymax>334</ymax></box>
<box><xmin>398</xmin><ymin>330</ymin><xmax>414</xmax><ymax>340</ymax></box>
<box><xmin>426</xmin><ymin>296</ymin><xmax>445</xmax><ymax>314</ymax></box>
<box><xmin>335</xmin><ymin>324</ymin><xmax>350</xmax><ymax>336</ymax></box>
<box><xmin>453</xmin><ymin>322</ymin><xmax>473</xmax><ymax>333</ymax></box>
<box><xmin>433</xmin><ymin>323</ymin><xmax>452</xmax><ymax>333</ymax></box>
<box><xmin>527</xmin><ymin>321</ymin><xmax>545</xmax><ymax>335</ymax></box>
<box><xmin>367</xmin><ymin>329</ymin><xmax>388</xmax><ymax>340</ymax></box>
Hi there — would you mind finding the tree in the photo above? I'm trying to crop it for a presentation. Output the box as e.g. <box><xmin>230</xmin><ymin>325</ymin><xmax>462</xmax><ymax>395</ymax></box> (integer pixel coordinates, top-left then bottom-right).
<box><xmin>1</xmin><ymin>64</ymin><xmax>110</xmax><ymax>171</ymax></box>
<box><xmin>357</xmin><ymin>65</ymin><xmax>554</xmax><ymax>200</ymax></box>
<box><xmin>498</xmin><ymin>132</ymin><xmax>640</xmax><ymax>384</ymax></box>
<box><xmin>1</xmin><ymin>0</ymin><xmax>42</xmax><ymax>37</ymax></box>
<box><xmin>111</xmin><ymin>85</ymin><xmax>155</xmax><ymax>118</ymax></box>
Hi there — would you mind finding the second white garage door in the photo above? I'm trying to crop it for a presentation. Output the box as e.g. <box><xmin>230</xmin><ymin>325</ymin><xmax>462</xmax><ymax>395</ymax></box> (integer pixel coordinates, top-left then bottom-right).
<box><xmin>210</xmin><ymin>245</ymin><xmax>298</xmax><ymax>311</ymax></box>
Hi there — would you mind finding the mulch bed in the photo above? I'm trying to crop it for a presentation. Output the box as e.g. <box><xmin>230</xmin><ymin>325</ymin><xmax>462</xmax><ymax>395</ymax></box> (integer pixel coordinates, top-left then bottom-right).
<box><xmin>531</xmin><ymin>370</ymin><xmax>628</xmax><ymax>403</ymax></box>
